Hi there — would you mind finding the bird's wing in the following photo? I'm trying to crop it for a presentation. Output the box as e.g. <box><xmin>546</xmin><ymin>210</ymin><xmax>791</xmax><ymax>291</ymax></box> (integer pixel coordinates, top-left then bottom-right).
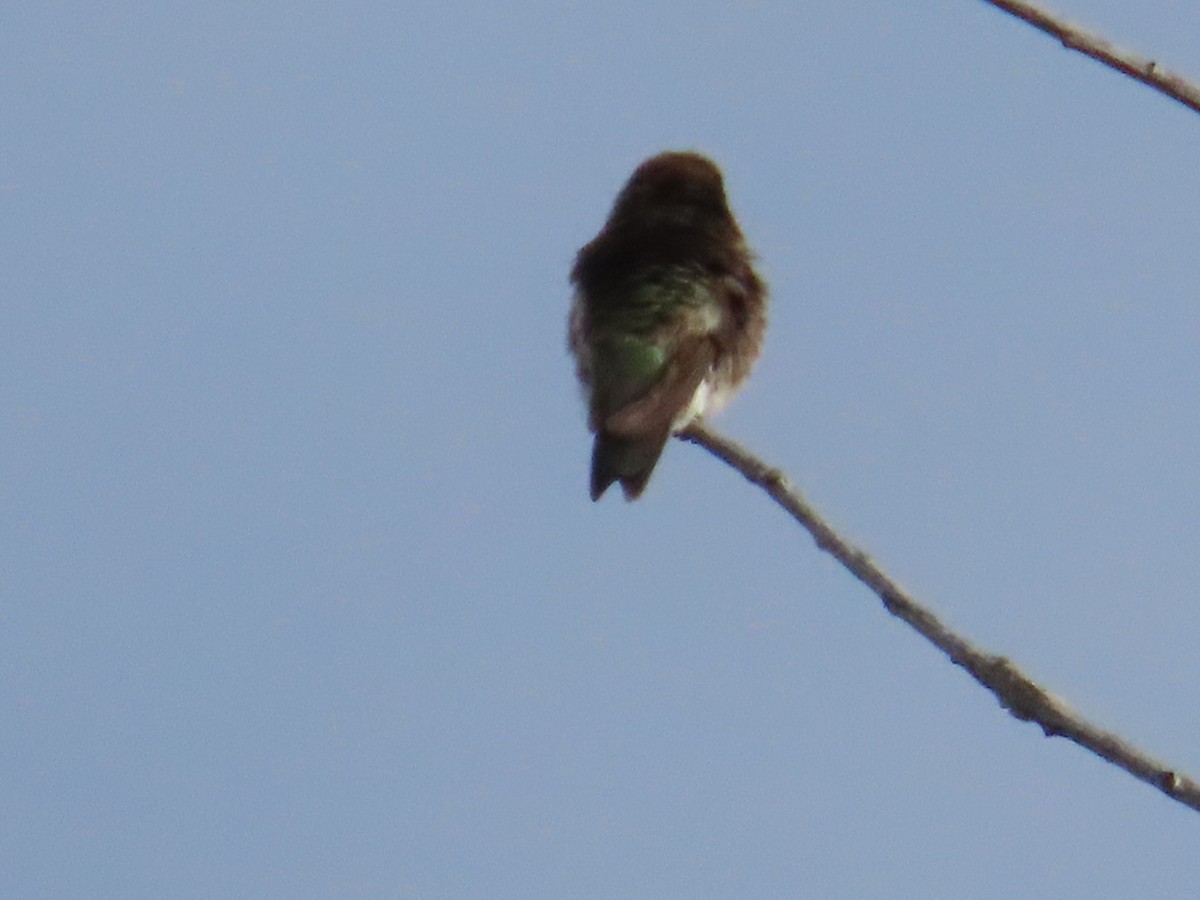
<box><xmin>602</xmin><ymin>335</ymin><xmax>714</xmax><ymax>438</ymax></box>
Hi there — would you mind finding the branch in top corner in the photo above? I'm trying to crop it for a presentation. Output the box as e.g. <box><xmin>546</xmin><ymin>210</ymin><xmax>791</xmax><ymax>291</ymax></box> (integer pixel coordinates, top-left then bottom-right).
<box><xmin>980</xmin><ymin>0</ymin><xmax>1200</xmax><ymax>116</ymax></box>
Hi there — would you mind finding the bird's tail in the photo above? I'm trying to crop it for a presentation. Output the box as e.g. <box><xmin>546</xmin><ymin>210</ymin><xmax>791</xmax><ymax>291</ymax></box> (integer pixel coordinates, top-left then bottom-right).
<box><xmin>590</xmin><ymin>432</ymin><xmax>670</xmax><ymax>501</ymax></box>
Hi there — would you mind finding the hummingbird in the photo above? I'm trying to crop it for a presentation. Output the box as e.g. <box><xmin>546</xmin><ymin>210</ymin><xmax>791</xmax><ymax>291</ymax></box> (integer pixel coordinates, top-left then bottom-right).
<box><xmin>569</xmin><ymin>151</ymin><xmax>767</xmax><ymax>501</ymax></box>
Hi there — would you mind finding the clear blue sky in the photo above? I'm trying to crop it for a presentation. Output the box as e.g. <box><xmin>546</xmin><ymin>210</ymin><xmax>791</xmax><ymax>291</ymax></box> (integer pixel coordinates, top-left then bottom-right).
<box><xmin>5</xmin><ymin>2</ymin><xmax>1200</xmax><ymax>897</ymax></box>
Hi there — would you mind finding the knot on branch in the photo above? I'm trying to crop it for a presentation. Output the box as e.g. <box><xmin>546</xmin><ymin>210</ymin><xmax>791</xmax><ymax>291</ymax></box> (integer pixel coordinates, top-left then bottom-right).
<box><xmin>968</xmin><ymin>654</ymin><xmax>1064</xmax><ymax>731</ymax></box>
<box><xmin>754</xmin><ymin>465</ymin><xmax>789</xmax><ymax>491</ymax></box>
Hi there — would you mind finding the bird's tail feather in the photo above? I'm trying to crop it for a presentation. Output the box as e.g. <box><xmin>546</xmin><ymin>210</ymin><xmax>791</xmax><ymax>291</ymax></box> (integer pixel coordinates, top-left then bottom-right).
<box><xmin>590</xmin><ymin>432</ymin><xmax>669</xmax><ymax>501</ymax></box>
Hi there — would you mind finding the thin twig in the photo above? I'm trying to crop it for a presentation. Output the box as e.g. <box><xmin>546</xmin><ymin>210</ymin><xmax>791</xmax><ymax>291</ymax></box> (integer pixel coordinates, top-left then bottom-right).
<box><xmin>979</xmin><ymin>0</ymin><xmax>1200</xmax><ymax>116</ymax></box>
<box><xmin>679</xmin><ymin>420</ymin><xmax>1200</xmax><ymax>814</ymax></box>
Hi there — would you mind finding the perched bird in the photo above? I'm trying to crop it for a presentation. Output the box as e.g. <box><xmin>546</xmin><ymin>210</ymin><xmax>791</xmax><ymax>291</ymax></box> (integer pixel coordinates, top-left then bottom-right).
<box><xmin>568</xmin><ymin>151</ymin><xmax>768</xmax><ymax>500</ymax></box>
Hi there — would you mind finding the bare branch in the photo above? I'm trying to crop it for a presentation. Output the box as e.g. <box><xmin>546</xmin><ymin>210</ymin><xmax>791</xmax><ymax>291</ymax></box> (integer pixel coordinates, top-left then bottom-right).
<box><xmin>980</xmin><ymin>0</ymin><xmax>1200</xmax><ymax>116</ymax></box>
<box><xmin>680</xmin><ymin>420</ymin><xmax>1200</xmax><ymax>814</ymax></box>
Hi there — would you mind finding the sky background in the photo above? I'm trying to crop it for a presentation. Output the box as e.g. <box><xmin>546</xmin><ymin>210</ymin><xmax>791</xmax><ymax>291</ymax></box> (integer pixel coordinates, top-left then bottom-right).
<box><xmin>5</xmin><ymin>1</ymin><xmax>1200</xmax><ymax>897</ymax></box>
